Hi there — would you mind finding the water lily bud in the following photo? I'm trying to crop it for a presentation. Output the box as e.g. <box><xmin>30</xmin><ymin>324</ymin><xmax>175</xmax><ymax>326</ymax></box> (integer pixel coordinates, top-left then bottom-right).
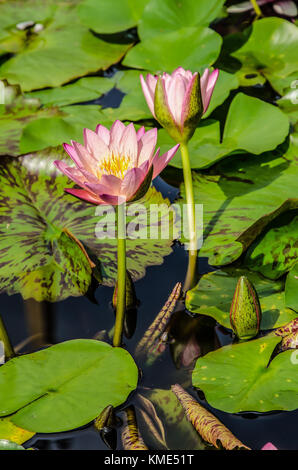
<box><xmin>230</xmin><ymin>276</ymin><xmax>261</xmax><ymax>340</ymax></box>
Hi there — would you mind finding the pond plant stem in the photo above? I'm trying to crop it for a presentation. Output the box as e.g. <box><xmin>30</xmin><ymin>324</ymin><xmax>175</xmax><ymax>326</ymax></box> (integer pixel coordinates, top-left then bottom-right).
<box><xmin>0</xmin><ymin>314</ymin><xmax>15</xmax><ymax>360</ymax></box>
<box><xmin>180</xmin><ymin>143</ymin><xmax>198</xmax><ymax>293</ymax></box>
<box><xmin>250</xmin><ymin>0</ymin><xmax>262</xmax><ymax>17</ymax></box>
<box><xmin>113</xmin><ymin>202</ymin><xmax>126</xmax><ymax>347</ymax></box>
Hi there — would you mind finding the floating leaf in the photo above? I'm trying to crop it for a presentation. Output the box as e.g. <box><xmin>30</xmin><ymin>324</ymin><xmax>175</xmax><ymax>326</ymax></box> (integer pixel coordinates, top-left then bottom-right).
<box><xmin>0</xmin><ymin>1</ymin><xmax>131</xmax><ymax>91</ymax></box>
<box><xmin>0</xmin><ymin>339</ymin><xmax>138</xmax><ymax>433</ymax></box>
<box><xmin>179</xmin><ymin>149</ymin><xmax>298</xmax><ymax>266</ymax></box>
<box><xmin>222</xmin><ymin>93</ymin><xmax>289</xmax><ymax>155</ymax></box>
<box><xmin>25</xmin><ymin>76</ymin><xmax>114</xmax><ymax>108</ymax></box>
<box><xmin>78</xmin><ymin>0</ymin><xmax>149</xmax><ymax>34</ymax></box>
<box><xmin>0</xmin><ymin>150</ymin><xmax>175</xmax><ymax>301</ymax></box>
<box><xmin>274</xmin><ymin>318</ymin><xmax>298</xmax><ymax>337</ymax></box>
<box><xmin>186</xmin><ymin>268</ymin><xmax>297</xmax><ymax>330</ymax></box>
<box><xmin>232</xmin><ymin>18</ymin><xmax>298</xmax><ymax>89</ymax></box>
<box><xmin>138</xmin><ymin>0</ymin><xmax>225</xmax><ymax>40</ymax></box>
<box><xmin>192</xmin><ymin>335</ymin><xmax>298</xmax><ymax>412</ymax></box>
<box><xmin>123</xmin><ymin>26</ymin><xmax>222</xmax><ymax>73</ymax></box>
<box><xmin>135</xmin><ymin>282</ymin><xmax>182</xmax><ymax>365</ymax></box>
<box><xmin>285</xmin><ymin>263</ymin><xmax>298</xmax><ymax>312</ymax></box>
<box><xmin>0</xmin><ymin>418</ymin><xmax>34</xmax><ymax>445</ymax></box>
<box><xmin>245</xmin><ymin>213</ymin><xmax>298</xmax><ymax>280</ymax></box>
<box><xmin>171</xmin><ymin>384</ymin><xmax>250</xmax><ymax>450</ymax></box>
<box><xmin>121</xmin><ymin>406</ymin><xmax>148</xmax><ymax>450</ymax></box>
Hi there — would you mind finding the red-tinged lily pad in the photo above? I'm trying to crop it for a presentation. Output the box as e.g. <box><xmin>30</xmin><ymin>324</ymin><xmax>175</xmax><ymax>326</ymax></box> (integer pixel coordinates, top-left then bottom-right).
<box><xmin>193</xmin><ymin>336</ymin><xmax>298</xmax><ymax>413</ymax></box>
<box><xmin>0</xmin><ymin>148</ymin><xmax>176</xmax><ymax>301</ymax></box>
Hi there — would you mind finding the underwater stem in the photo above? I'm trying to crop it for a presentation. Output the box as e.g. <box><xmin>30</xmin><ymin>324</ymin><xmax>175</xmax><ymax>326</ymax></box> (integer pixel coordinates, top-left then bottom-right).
<box><xmin>113</xmin><ymin>203</ymin><xmax>126</xmax><ymax>347</ymax></box>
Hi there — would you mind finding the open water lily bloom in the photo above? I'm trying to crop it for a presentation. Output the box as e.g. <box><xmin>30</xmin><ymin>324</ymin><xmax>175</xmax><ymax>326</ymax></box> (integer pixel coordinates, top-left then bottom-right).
<box><xmin>54</xmin><ymin>121</ymin><xmax>179</xmax><ymax>205</ymax></box>
<box><xmin>140</xmin><ymin>67</ymin><xmax>219</xmax><ymax>142</ymax></box>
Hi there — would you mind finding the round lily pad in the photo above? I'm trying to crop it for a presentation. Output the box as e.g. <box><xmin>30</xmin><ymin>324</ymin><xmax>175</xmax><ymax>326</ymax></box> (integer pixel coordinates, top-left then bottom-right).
<box><xmin>0</xmin><ymin>339</ymin><xmax>138</xmax><ymax>433</ymax></box>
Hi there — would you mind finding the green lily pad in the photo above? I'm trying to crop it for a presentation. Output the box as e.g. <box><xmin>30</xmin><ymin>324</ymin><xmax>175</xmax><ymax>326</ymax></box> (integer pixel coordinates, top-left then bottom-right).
<box><xmin>193</xmin><ymin>336</ymin><xmax>298</xmax><ymax>413</ymax></box>
<box><xmin>20</xmin><ymin>105</ymin><xmax>113</xmax><ymax>154</ymax></box>
<box><xmin>0</xmin><ymin>1</ymin><xmax>131</xmax><ymax>91</ymax></box>
<box><xmin>123</xmin><ymin>26</ymin><xmax>222</xmax><ymax>73</ymax></box>
<box><xmin>157</xmin><ymin>120</ymin><xmax>232</xmax><ymax>170</ymax></box>
<box><xmin>186</xmin><ymin>268</ymin><xmax>297</xmax><ymax>330</ymax></box>
<box><xmin>245</xmin><ymin>213</ymin><xmax>298</xmax><ymax>280</ymax></box>
<box><xmin>179</xmin><ymin>148</ymin><xmax>298</xmax><ymax>266</ymax></box>
<box><xmin>0</xmin><ymin>339</ymin><xmax>138</xmax><ymax>433</ymax></box>
<box><xmin>25</xmin><ymin>76</ymin><xmax>114</xmax><ymax>108</ymax></box>
<box><xmin>138</xmin><ymin>0</ymin><xmax>225</xmax><ymax>40</ymax></box>
<box><xmin>285</xmin><ymin>263</ymin><xmax>298</xmax><ymax>313</ymax></box>
<box><xmin>0</xmin><ymin>149</ymin><xmax>176</xmax><ymax>301</ymax></box>
<box><xmin>222</xmin><ymin>93</ymin><xmax>289</xmax><ymax>155</ymax></box>
<box><xmin>0</xmin><ymin>418</ymin><xmax>34</xmax><ymax>445</ymax></box>
<box><xmin>77</xmin><ymin>0</ymin><xmax>149</xmax><ymax>34</ymax></box>
<box><xmin>232</xmin><ymin>18</ymin><xmax>298</xmax><ymax>89</ymax></box>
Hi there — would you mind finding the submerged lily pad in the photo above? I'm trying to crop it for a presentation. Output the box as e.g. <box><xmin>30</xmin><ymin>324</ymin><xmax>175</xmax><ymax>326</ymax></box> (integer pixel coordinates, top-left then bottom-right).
<box><xmin>186</xmin><ymin>268</ymin><xmax>297</xmax><ymax>330</ymax></box>
<box><xmin>77</xmin><ymin>0</ymin><xmax>149</xmax><ymax>34</ymax></box>
<box><xmin>193</xmin><ymin>336</ymin><xmax>298</xmax><ymax>413</ymax></box>
<box><xmin>245</xmin><ymin>213</ymin><xmax>298</xmax><ymax>280</ymax></box>
<box><xmin>123</xmin><ymin>26</ymin><xmax>222</xmax><ymax>73</ymax></box>
<box><xmin>138</xmin><ymin>0</ymin><xmax>225</xmax><ymax>39</ymax></box>
<box><xmin>232</xmin><ymin>18</ymin><xmax>298</xmax><ymax>90</ymax></box>
<box><xmin>0</xmin><ymin>149</ymin><xmax>176</xmax><ymax>301</ymax></box>
<box><xmin>0</xmin><ymin>1</ymin><xmax>131</xmax><ymax>91</ymax></box>
<box><xmin>179</xmin><ymin>148</ymin><xmax>298</xmax><ymax>266</ymax></box>
<box><xmin>0</xmin><ymin>339</ymin><xmax>138</xmax><ymax>433</ymax></box>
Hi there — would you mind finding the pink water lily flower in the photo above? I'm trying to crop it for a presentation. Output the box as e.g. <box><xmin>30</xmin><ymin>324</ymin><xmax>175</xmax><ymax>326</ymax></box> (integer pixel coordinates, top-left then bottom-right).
<box><xmin>261</xmin><ymin>442</ymin><xmax>278</xmax><ymax>450</ymax></box>
<box><xmin>54</xmin><ymin>121</ymin><xmax>179</xmax><ymax>205</ymax></box>
<box><xmin>140</xmin><ymin>67</ymin><xmax>219</xmax><ymax>143</ymax></box>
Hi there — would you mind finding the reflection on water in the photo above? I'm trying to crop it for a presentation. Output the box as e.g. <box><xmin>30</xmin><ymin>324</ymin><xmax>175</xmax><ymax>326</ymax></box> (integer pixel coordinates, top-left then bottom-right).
<box><xmin>1</xmin><ymin>177</ymin><xmax>297</xmax><ymax>450</ymax></box>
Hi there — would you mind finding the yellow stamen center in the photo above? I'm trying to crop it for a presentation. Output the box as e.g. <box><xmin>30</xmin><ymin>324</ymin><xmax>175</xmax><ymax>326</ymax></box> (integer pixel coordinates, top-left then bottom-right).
<box><xmin>97</xmin><ymin>153</ymin><xmax>132</xmax><ymax>179</ymax></box>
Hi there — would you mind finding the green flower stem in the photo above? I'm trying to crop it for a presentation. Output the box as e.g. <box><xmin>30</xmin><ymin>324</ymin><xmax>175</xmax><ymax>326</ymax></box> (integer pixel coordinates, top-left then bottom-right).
<box><xmin>0</xmin><ymin>314</ymin><xmax>15</xmax><ymax>360</ymax></box>
<box><xmin>180</xmin><ymin>142</ymin><xmax>198</xmax><ymax>293</ymax></box>
<box><xmin>250</xmin><ymin>0</ymin><xmax>262</xmax><ymax>17</ymax></box>
<box><xmin>113</xmin><ymin>203</ymin><xmax>126</xmax><ymax>348</ymax></box>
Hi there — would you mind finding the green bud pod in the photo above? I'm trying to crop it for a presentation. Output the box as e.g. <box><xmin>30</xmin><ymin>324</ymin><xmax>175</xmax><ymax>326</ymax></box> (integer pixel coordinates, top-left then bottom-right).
<box><xmin>230</xmin><ymin>276</ymin><xmax>261</xmax><ymax>341</ymax></box>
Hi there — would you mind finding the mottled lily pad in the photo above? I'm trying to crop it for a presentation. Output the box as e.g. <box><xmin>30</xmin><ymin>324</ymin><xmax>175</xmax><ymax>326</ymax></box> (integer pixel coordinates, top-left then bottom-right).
<box><xmin>0</xmin><ymin>418</ymin><xmax>34</xmax><ymax>445</ymax></box>
<box><xmin>186</xmin><ymin>268</ymin><xmax>297</xmax><ymax>330</ymax></box>
<box><xmin>0</xmin><ymin>339</ymin><xmax>138</xmax><ymax>433</ymax></box>
<box><xmin>138</xmin><ymin>0</ymin><xmax>225</xmax><ymax>40</ymax></box>
<box><xmin>0</xmin><ymin>1</ymin><xmax>131</xmax><ymax>91</ymax></box>
<box><xmin>285</xmin><ymin>263</ymin><xmax>298</xmax><ymax>313</ymax></box>
<box><xmin>193</xmin><ymin>336</ymin><xmax>298</xmax><ymax>412</ymax></box>
<box><xmin>179</xmin><ymin>148</ymin><xmax>298</xmax><ymax>266</ymax></box>
<box><xmin>0</xmin><ymin>149</ymin><xmax>176</xmax><ymax>301</ymax></box>
<box><xmin>123</xmin><ymin>26</ymin><xmax>222</xmax><ymax>73</ymax></box>
<box><xmin>245</xmin><ymin>213</ymin><xmax>298</xmax><ymax>280</ymax></box>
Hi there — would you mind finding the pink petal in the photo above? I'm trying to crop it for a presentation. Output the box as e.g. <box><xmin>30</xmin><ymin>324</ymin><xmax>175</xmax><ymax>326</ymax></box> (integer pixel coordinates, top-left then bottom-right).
<box><xmin>140</xmin><ymin>74</ymin><xmax>156</xmax><ymax>117</ymax></box>
<box><xmin>261</xmin><ymin>442</ymin><xmax>278</xmax><ymax>450</ymax></box>
<box><xmin>203</xmin><ymin>69</ymin><xmax>219</xmax><ymax>113</ymax></box>
<box><xmin>54</xmin><ymin>160</ymin><xmax>87</xmax><ymax>188</ymax></box>
<box><xmin>136</xmin><ymin>126</ymin><xmax>145</xmax><ymax>140</ymax></box>
<box><xmin>165</xmin><ymin>74</ymin><xmax>188</xmax><ymax>126</ymax></box>
<box><xmin>119</xmin><ymin>122</ymin><xmax>138</xmax><ymax>164</ymax></box>
<box><xmin>137</xmin><ymin>127</ymin><xmax>157</xmax><ymax>166</ymax></box>
<box><xmin>152</xmin><ymin>144</ymin><xmax>180</xmax><ymax>179</ymax></box>
<box><xmin>200</xmin><ymin>69</ymin><xmax>210</xmax><ymax>111</ymax></box>
<box><xmin>65</xmin><ymin>188</ymin><xmax>103</xmax><ymax>205</ymax></box>
<box><xmin>71</xmin><ymin>140</ymin><xmax>97</xmax><ymax>173</ymax></box>
<box><xmin>99</xmin><ymin>193</ymin><xmax>126</xmax><ymax>205</ymax></box>
<box><xmin>83</xmin><ymin>128</ymin><xmax>109</xmax><ymax>158</ymax></box>
<box><xmin>120</xmin><ymin>167</ymin><xmax>146</xmax><ymax>200</ymax></box>
<box><xmin>109</xmin><ymin>120</ymin><xmax>126</xmax><ymax>153</ymax></box>
<box><xmin>96</xmin><ymin>124</ymin><xmax>110</xmax><ymax>145</ymax></box>
<box><xmin>98</xmin><ymin>174</ymin><xmax>122</xmax><ymax>194</ymax></box>
<box><xmin>85</xmin><ymin>181</ymin><xmax>114</xmax><ymax>196</ymax></box>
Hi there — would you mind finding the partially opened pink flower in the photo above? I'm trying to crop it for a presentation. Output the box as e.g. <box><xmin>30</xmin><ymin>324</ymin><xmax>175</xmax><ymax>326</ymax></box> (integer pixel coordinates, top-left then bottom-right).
<box><xmin>261</xmin><ymin>442</ymin><xmax>278</xmax><ymax>450</ymax></box>
<box><xmin>140</xmin><ymin>67</ymin><xmax>219</xmax><ymax>143</ymax></box>
<box><xmin>54</xmin><ymin>121</ymin><xmax>179</xmax><ymax>205</ymax></box>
